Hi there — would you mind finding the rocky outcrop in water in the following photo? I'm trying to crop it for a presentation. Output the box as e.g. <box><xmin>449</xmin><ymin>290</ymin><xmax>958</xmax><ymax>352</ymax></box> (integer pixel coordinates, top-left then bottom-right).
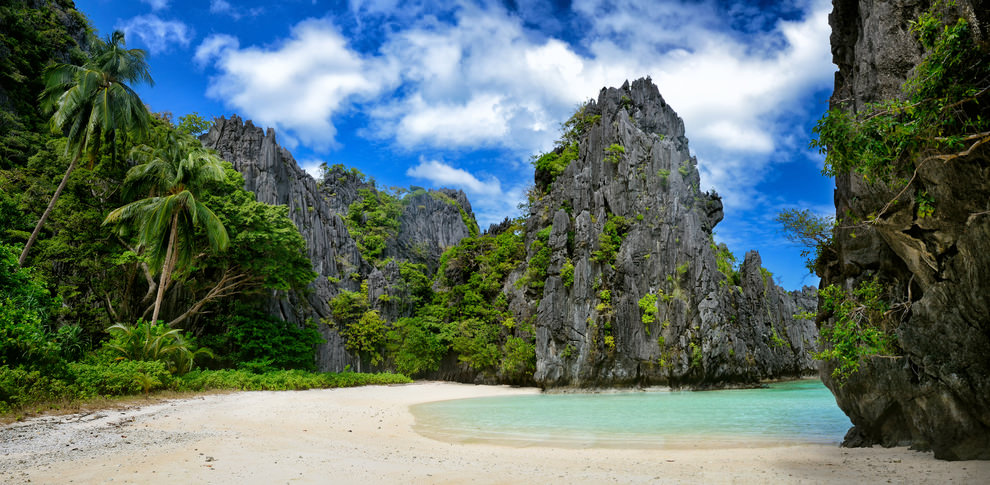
<box><xmin>201</xmin><ymin>116</ymin><xmax>476</xmax><ymax>371</ymax></box>
<box><xmin>821</xmin><ymin>0</ymin><xmax>990</xmax><ymax>460</ymax></box>
<box><xmin>516</xmin><ymin>78</ymin><xmax>818</xmax><ymax>387</ymax></box>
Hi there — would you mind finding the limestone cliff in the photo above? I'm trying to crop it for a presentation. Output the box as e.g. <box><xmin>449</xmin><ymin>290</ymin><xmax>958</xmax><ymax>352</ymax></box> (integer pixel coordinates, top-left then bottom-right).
<box><xmin>517</xmin><ymin>78</ymin><xmax>818</xmax><ymax>387</ymax></box>
<box><xmin>201</xmin><ymin>116</ymin><xmax>475</xmax><ymax>371</ymax></box>
<box><xmin>821</xmin><ymin>0</ymin><xmax>990</xmax><ymax>460</ymax></box>
<box><xmin>201</xmin><ymin>83</ymin><xmax>818</xmax><ymax>389</ymax></box>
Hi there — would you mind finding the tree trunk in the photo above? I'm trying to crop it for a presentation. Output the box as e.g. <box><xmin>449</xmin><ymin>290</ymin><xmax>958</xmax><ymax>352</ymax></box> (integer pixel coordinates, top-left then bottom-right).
<box><xmin>19</xmin><ymin>154</ymin><xmax>80</xmax><ymax>266</ymax></box>
<box><xmin>151</xmin><ymin>213</ymin><xmax>179</xmax><ymax>324</ymax></box>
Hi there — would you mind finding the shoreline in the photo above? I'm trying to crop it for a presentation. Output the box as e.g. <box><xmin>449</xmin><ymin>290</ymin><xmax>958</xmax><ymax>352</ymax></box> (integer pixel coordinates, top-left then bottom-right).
<box><xmin>2</xmin><ymin>381</ymin><xmax>987</xmax><ymax>484</ymax></box>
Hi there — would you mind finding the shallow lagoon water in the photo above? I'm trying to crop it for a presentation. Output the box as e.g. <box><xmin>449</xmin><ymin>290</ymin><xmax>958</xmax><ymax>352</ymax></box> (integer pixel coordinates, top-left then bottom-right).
<box><xmin>411</xmin><ymin>379</ymin><xmax>852</xmax><ymax>448</ymax></box>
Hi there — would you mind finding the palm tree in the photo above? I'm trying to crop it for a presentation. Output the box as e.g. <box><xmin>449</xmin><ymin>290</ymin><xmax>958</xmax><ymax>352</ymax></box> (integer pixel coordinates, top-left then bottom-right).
<box><xmin>19</xmin><ymin>30</ymin><xmax>153</xmax><ymax>266</ymax></box>
<box><xmin>104</xmin><ymin>130</ymin><xmax>229</xmax><ymax>325</ymax></box>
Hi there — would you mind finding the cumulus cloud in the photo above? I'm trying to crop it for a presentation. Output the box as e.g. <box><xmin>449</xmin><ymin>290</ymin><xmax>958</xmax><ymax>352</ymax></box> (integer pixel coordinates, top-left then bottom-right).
<box><xmin>195</xmin><ymin>19</ymin><xmax>398</xmax><ymax>149</ymax></box>
<box><xmin>197</xmin><ymin>0</ymin><xmax>833</xmax><ymax>224</ymax></box>
<box><xmin>140</xmin><ymin>0</ymin><xmax>169</xmax><ymax>11</ymax></box>
<box><xmin>210</xmin><ymin>0</ymin><xmax>264</xmax><ymax>20</ymax></box>
<box><xmin>194</xmin><ymin>34</ymin><xmax>239</xmax><ymax>66</ymax></box>
<box><xmin>299</xmin><ymin>159</ymin><xmax>326</xmax><ymax>180</ymax></box>
<box><xmin>117</xmin><ymin>14</ymin><xmax>192</xmax><ymax>54</ymax></box>
<box><xmin>406</xmin><ymin>158</ymin><xmax>502</xmax><ymax>196</ymax></box>
<box><xmin>406</xmin><ymin>158</ymin><xmax>525</xmax><ymax>227</ymax></box>
<box><xmin>368</xmin><ymin>5</ymin><xmax>610</xmax><ymax>152</ymax></box>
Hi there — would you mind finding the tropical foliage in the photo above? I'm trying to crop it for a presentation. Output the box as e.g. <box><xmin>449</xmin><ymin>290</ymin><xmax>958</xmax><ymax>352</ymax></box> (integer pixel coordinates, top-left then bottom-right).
<box><xmin>813</xmin><ymin>278</ymin><xmax>901</xmax><ymax>382</ymax></box>
<box><xmin>795</xmin><ymin>3</ymin><xmax>986</xmax><ymax>382</ymax></box>
<box><xmin>775</xmin><ymin>209</ymin><xmax>835</xmax><ymax>275</ymax></box>
<box><xmin>105</xmin><ymin>130</ymin><xmax>230</xmax><ymax>324</ymax></box>
<box><xmin>103</xmin><ymin>320</ymin><xmax>212</xmax><ymax>375</ymax></box>
<box><xmin>532</xmin><ymin>104</ymin><xmax>600</xmax><ymax>190</ymax></box>
<box><xmin>20</xmin><ymin>30</ymin><xmax>153</xmax><ymax>266</ymax></box>
<box><xmin>0</xmin><ymin>4</ymin><xmax>399</xmax><ymax>416</ymax></box>
<box><xmin>811</xmin><ymin>2</ymin><xmax>989</xmax><ymax>213</ymax></box>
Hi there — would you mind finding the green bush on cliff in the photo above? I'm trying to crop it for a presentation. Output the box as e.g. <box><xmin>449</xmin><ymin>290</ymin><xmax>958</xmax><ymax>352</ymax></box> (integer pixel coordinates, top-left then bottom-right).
<box><xmin>813</xmin><ymin>277</ymin><xmax>901</xmax><ymax>383</ymax></box>
<box><xmin>811</xmin><ymin>2</ymin><xmax>989</xmax><ymax>206</ymax></box>
<box><xmin>385</xmin><ymin>220</ymin><xmax>534</xmax><ymax>379</ymax></box>
<box><xmin>532</xmin><ymin>104</ymin><xmax>601</xmax><ymax>190</ymax></box>
<box><xmin>533</xmin><ymin>143</ymin><xmax>579</xmax><ymax>188</ymax></box>
<box><xmin>346</xmin><ymin>188</ymin><xmax>402</xmax><ymax>264</ymax></box>
<box><xmin>591</xmin><ymin>213</ymin><xmax>630</xmax><ymax>266</ymax></box>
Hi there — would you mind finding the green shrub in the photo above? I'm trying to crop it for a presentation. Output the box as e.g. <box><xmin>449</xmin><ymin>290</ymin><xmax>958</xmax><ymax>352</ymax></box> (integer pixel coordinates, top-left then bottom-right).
<box><xmin>175</xmin><ymin>369</ymin><xmax>411</xmax><ymax>392</ymax></box>
<box><xmin>590</xmin><ymin>214</ymin><xmax>630</xmax><ymax>265</ymax></box>
<box><xmin>345</xmin><ymin>188</ymin><xmax>402</xmax><ymax>264</ymax></box>
<box><xmin>0</xmin><ymin>243</ymin><xmax>63</xmax><ymax>372</ymax></box>
<box><xmin>209</xmin><ymin>313</ymin><xmax>323</xmax><ymax>371</ymax></box>
<box><xmin>690</xmin><ymin>342</ymin><xmax>703</xmax><ymax>368</ymax></box>
<box><xmin>713</xmin><ymin>242</ymin><xmax>741</xmax><ymax>286</ymax></box>
<box><xmin>104</xmin><ymin>321</ymin><xmax>212</xmax><ymax>375</ymax></box>
<box><xmin>561</xmin><ymin>259</ymin><xmax>574</xmax><ymax>288</ymax></box>
<box><xmin>69</xmin><ymin>360</ymin><xmax>172</xmax><ymax>397</ymax></box>
<box><xmin>770</xmin><ymin>327</ymin><xmax>787</xmax><ymax>348</ymax></box>
<box><xmin>452</xmin><ymin>317</ymin><xmax>500</xmax><ymax>370</ymax></box>
<box><xmin>340</xmin><ymin>310</ymin><xmax>388</xmax><ymax>366</ymax></box>
<box><xmin>533</xmin><ymin>143</ymin><xmax>579</xmax><ymax>187</ymax></box>
<box><xmin>814</xmin><ymin>277</ymin><xmax>900</xmax><ymax>383</ymax></box>
<box><xmin>501</xmin><ymin>336</ymin><xmax>535</xmax><ymax>381</ymax></box>
<box><xmin>387</xmin><ymin>316</ymin><xmax>447</xmax><ymax>376</ymax></box>
<box><xmin>657</xmin><ymin>169</ymin><xmax>670</xmax><ymax>188</ymax></box>
<box><xmin>638</xmin><ymin>293</ymin><xmax>658</xmax><ymax>325</ymax></box>
<box><xmin>604</xmin><ymin>143</ymin><xmax>625</xmax><ymax>164</ymax></box>
<box><xmin>0</xmin><ymin>365</ymin><xmax>76</xmax><ymax>413</ymax></box>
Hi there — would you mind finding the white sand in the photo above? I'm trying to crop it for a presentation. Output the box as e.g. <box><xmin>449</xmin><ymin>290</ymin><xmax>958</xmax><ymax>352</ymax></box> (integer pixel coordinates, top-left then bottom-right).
<box><xmin>2</xmin><ymin>382</ymin><xmax>987</xmax><ymax>484</ymax></box>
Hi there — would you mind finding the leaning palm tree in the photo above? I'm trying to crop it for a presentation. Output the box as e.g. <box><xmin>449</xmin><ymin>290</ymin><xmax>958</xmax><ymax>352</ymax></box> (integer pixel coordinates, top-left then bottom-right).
<box><xmin>20</xmin><ymin>30</ymin><xmax>153</xmax><ymax>266</ymax></box>
<box><xmin>104</xmin><ymin>130</ymin><xmax>229</xmax><ymax>325</ymax></box>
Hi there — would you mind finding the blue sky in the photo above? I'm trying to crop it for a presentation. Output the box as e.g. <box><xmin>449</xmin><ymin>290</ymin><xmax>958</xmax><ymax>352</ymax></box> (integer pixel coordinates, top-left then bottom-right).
<box><xmin>74</xmin><ymin>0</ymin><xmax>837</xmax><ymax>290</ymax></box>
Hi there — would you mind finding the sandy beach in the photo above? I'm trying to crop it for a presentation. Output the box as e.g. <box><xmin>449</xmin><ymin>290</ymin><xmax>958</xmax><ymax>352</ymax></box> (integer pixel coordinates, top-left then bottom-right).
<box><xmin>1</xmin><ymin>382</ymin><xmax>987</xmax><ymax>484</ymax></box>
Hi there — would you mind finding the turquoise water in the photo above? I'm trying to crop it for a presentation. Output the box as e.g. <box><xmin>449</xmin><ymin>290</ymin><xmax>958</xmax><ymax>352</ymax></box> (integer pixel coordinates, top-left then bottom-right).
<box><xmin>411</xmin><ymin>380</ymin><xmax>852</xmax><ymax>448</ymax></box>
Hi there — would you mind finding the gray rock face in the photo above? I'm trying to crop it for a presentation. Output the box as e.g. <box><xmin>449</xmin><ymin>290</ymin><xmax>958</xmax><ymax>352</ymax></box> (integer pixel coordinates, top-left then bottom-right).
<box><xmin>821</xmin><ymin>0</ymin><xmax>990</xmax><ymax>460</ymax></box>
<box><xmin>518</xmin><ymin>78</ymin><xmax>818</xmax><ymax>387</ymax></box>
<box><xmin>386</xmin><ymin>188</ymin><xmax>477</xmax><ymax>274</ymax></box>
<box><xmin>201</xmin><ymin>116</ymin><xmax>474</xmax><ymax>371</ymax></box>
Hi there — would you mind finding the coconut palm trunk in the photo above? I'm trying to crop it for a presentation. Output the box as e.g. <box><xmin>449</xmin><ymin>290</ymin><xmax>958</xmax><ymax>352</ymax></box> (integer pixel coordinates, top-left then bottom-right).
<box><xmin>151</xmin><ymin>212</ymin><xmax>180</xmax><ymax>324</ymax></box>
<box><xmin>18</xmin><ymin>155</ymin><xmax>79</xmax><ymax>266</ymax></box>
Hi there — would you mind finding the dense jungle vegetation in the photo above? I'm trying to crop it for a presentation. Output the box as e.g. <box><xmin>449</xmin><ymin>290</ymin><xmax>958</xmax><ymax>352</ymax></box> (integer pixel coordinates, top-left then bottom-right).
<box><xmin>0</xmin><ymin>1</ymin><xmax>410</xmax><ymax>415</ymax></box>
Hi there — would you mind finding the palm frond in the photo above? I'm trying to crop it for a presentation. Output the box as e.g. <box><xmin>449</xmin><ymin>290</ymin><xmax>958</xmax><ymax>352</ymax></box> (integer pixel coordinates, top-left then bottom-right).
<box><xmin>194</xmin><ymin>200</ymin><xmax>230</xmax><ymax>252</ymax></box>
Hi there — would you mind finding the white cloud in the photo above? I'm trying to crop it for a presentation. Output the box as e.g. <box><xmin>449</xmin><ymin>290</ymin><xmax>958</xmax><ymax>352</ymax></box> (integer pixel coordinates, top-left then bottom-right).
<box><xmin>577</xmin><ymin>0</ymin><xmax>834</xmax><ymax>156</ymax></box>
<box><xmin>117</xmin><ymin>15</ymin><xmax>191</xmax><ymax>54</ymax></box>
<box><xmin>210</xmin><ymin>0</ymin><xmax>264</xmax><ymax>20</ymax></box>
<box><xmin>406</xmin><ymin>158</ymin><xmax>524</xmax><ymax>227</ymax></box>
<box><xmin>196</xmin><ymin>19</ymin><xmax>399</xmax><ymax>149</ymax></box>
<box><xmin>200</xmin><ymin>0</ymin><xmax>833</xmax><ymax>223</ymax></box>
<box><xmin>194</xmin><ymin>34</ymin><xmax>239</xmax><ymax>66</ymax></box>
<box><xmin>406</xmin><ymin>158</ymin><xmax>502</xmax><ymax>196</ymax></box>
<box><xmin>140</xmin><ymin>0</ymin><xmax>169</xmax><ymax>11</ymax></box>
<box><xmin>365</xmin><ymin>5</ymin><xmax>613</xmax><ymax>153</ymax></box>
<box><xmin>299</xmin><ymin>159</ymin><xmax>325</xmax><ymax>180</ymax></box>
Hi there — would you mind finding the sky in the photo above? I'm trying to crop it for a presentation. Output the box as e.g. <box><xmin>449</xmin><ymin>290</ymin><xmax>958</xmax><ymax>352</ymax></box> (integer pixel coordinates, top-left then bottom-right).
<box><xmin>74</xmin><ymin>0</ymin><xmax>837</xmax><ymax>290</ymax></box>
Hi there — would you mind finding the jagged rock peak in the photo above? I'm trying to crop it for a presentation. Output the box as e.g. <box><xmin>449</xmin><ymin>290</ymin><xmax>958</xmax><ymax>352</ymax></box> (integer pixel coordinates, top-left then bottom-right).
<box><xmin>522</xmin><ymin>77</ymin><xmax>816</xmax><ymax>387</ymax></box>
<box><xmin>588</xmin><ymin>77</ymin><xmax>687</xmax><ymax>142</ymax></box>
